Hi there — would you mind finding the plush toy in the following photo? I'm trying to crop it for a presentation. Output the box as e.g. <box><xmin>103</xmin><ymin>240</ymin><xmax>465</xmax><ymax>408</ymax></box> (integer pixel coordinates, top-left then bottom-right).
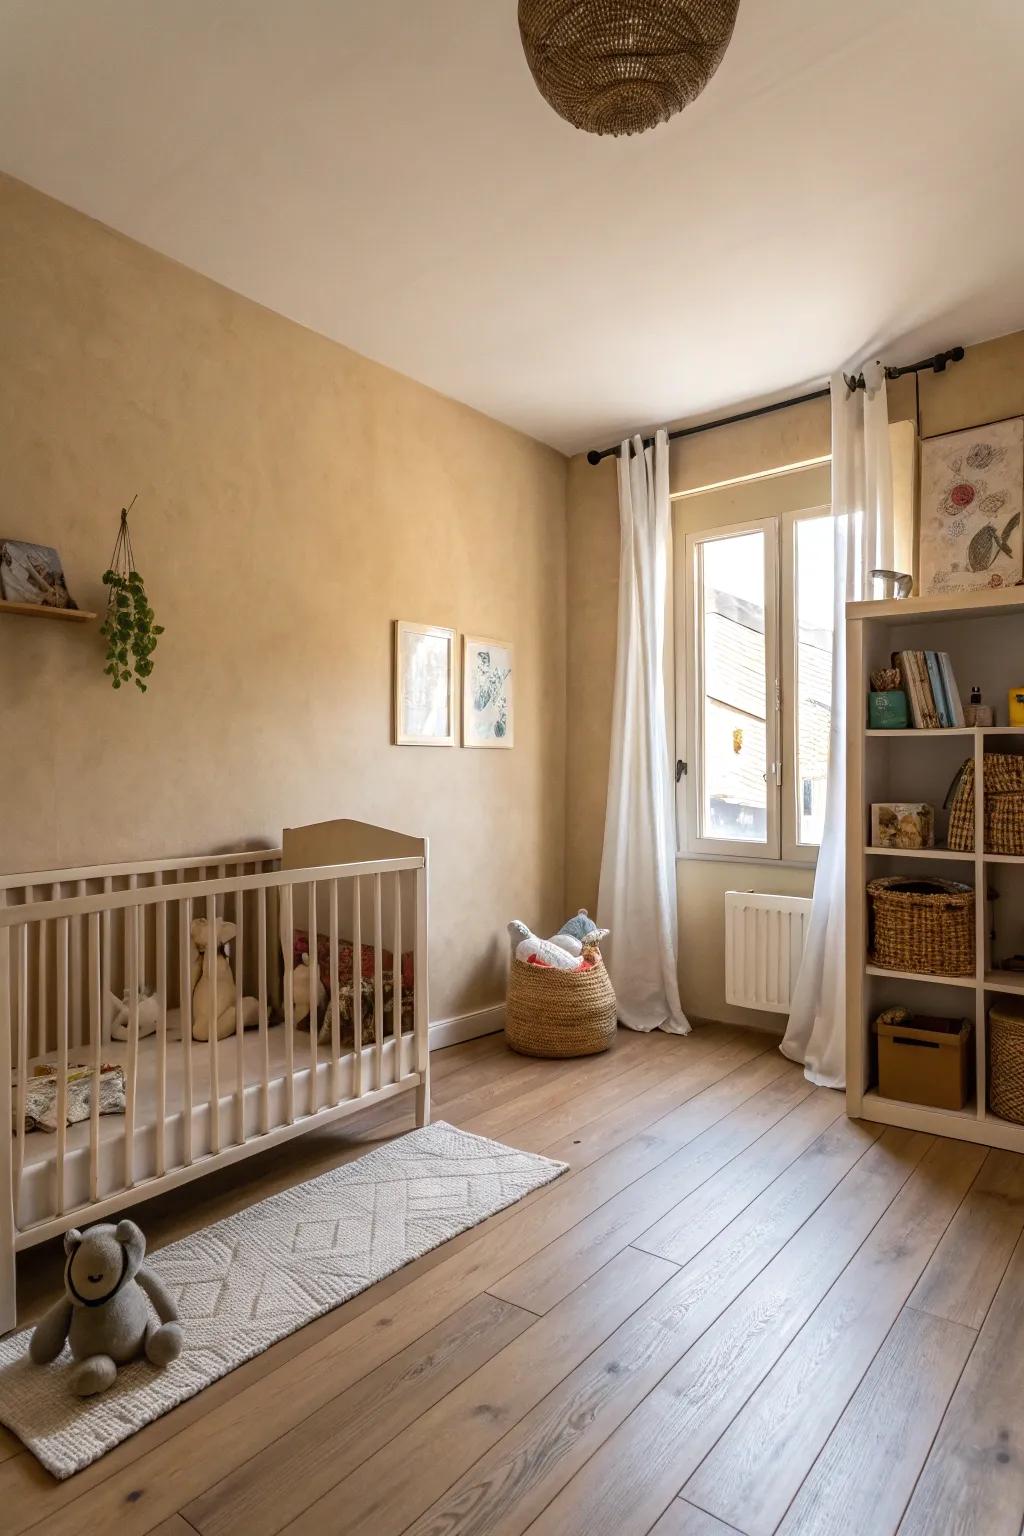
<box><xmin>557</xmin><ymin>909</ymin><xmax>610</xmax><ymax>947</ymax></box>
<box><xmin>506</xmin><ymin>920</ymin><xmax>584</xmax><ymax>971</ymax></box>
<box><xmin>290</xmin><ymin>951</ymin><xmax>327</xmax><ymax>1028</ymax></box>
<box><xmin>106</xmin><ymin>987</ymin><xmax>161</xmax><ymax>1041</ymax></box>
<box><xmin>190</xmin><ymin>917</ymin><xmax>260</xmax><ymax>1041</ymax></box>
<box><xmin>29</xmin><ymin>1219</ymin><xmax>183</xmax><ymax>1397</ymax></box>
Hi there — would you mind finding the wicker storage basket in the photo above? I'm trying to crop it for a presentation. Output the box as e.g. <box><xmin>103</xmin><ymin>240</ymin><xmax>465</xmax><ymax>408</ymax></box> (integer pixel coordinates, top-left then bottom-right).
<box><xmin>989</xmin><ymin>998</ymin><xmax>1024</xmax><ymax>1124</ymax></box>
<box><xmin>867</xmin><ymin>876</ymin><xmax>975</xmax><ymax>977</ymax></box>
<box><xmin>947</xmin><ymin>754</ymin><xmax>1024</xmax><ymax>854</ymax></box>
<box><xmin>505</xmin><ymin>955</ymin><xmax>617</xmax><ymax>1058</ymax></box>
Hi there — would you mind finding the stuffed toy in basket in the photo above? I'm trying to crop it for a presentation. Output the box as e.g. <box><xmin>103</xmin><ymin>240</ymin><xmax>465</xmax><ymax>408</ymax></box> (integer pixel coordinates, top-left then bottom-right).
<box><xmin>505</xmin><ymin>912</ymin><xmax>617</xmax><ymax>1058</ymax></box>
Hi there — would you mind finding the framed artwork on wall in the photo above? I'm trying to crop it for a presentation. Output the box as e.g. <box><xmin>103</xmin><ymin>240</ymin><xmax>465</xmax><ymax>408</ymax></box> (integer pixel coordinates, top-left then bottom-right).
<box><xmin>393</xmin><ymin>621</ymin><xmax>456</xmax><ymax>746</ymax></box>
<box><xmin>463</xmin><ymin>635</ymin><xmax>514</xmax><ymax>748</ymax></box>
<box><xmin>919</xmin><ymin>418</ymin><xmax>1024</xmax><ymax>595</ymax></box>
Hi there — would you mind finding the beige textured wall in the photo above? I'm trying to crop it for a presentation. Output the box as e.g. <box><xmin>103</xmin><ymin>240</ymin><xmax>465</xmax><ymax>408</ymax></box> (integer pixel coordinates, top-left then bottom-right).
<box><xmin>566</xmin><ymin>333</ymin><xmax>1024</xmax><ymax>1027</ymax></box>
<box><xmin>0</xmin><ymin>173</ymin><xmax>567</xmax><ymax>1024</ymax></box>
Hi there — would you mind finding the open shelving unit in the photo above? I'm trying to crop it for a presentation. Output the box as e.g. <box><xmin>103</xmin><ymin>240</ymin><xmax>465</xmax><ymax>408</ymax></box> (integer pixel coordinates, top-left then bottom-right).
<box><xmin>846</xmin><ymin>586</ymin><xmax>1024</xmax><ymax>1153</ymax></box>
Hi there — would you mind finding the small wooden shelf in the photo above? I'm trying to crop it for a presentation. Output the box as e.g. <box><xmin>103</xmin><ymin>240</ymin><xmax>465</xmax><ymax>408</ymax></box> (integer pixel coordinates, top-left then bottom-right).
<box><xmin>864</xmin><ymin>845</ymin><xmax>973</xmax><ymax>862</ymax></box>
<box><xmin>0</xmin><ymin>600</ymin><xmax>95</xmax><ymax>623</ymax></box>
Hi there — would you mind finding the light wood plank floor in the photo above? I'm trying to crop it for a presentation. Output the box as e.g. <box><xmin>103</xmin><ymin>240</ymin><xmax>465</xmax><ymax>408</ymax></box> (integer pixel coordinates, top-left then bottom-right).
<box><xmin>6</xmin><ymin>1022</ymin><xmax>1024</xmax><ymax>1536</ymax></box>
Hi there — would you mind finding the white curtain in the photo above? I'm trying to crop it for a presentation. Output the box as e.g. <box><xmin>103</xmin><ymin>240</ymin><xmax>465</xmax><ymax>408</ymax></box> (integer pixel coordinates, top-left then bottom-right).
<box><xmin>782</xmin><ymin>362</ymin><xmax>893</xmax><ymax>1086</ymax></box>
<box><xmin>597</xmin><ymin>430</ymin><xmax>690</xmax><ymax>1035</ymax></box>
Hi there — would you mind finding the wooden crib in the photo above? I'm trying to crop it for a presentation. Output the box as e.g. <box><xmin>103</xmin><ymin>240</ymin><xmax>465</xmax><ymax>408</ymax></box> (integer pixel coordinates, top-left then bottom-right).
<box><xmin>0</xmin><ymin>818</ymin><xmax>430</xmax><ymax>1335</ymax></box>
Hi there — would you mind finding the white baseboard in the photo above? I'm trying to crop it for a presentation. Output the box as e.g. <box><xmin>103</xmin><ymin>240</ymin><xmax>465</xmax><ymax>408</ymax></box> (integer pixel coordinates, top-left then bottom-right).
<box><xmin>429</xmin><ymin>1004</ymin><xmax>505</xmax><ymax>1051</ymax></box>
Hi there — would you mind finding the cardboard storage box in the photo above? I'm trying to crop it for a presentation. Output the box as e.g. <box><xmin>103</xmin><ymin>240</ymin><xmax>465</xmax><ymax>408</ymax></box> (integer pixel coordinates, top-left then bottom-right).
<box><xmin>874</xmin><ymin>1010</ymin><xmax>973</xmax><ymax>1110</ymax></box>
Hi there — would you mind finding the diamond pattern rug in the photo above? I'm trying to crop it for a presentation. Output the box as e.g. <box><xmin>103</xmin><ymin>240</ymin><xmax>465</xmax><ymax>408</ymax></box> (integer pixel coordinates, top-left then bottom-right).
<box><xmin>0</xmin><ymin>1122</ymin><xmax>566</xmax><ymax>1478</ymax></box>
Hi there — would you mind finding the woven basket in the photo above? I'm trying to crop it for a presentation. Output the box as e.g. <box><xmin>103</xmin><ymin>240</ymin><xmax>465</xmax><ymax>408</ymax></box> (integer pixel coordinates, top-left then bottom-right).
<box><xmin>867</xmin><ymin>876</ymin><xmax>975</xmax><ymax>977</ymax></box>
<box><xmin>989</xmin><ymin>999</ymin><xmax>1024</xmax><ymax>1124</ymax></box>
<box><xmin>947</xmin><ymin>754</ymin><xmax>1024</xmax><ymax>854</ymax></box>
<box><xmin>505</xmin><ymin>956</ymin><xmax>617</xmax><ymax>1058</ymax></box>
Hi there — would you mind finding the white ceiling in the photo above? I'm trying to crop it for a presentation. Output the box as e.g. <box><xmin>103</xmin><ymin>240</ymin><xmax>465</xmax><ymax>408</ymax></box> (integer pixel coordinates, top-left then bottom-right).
<box><xmin>2</xmin><ymin>0</ymin><xmax>1023</xmax><ymax>455</ymax></box>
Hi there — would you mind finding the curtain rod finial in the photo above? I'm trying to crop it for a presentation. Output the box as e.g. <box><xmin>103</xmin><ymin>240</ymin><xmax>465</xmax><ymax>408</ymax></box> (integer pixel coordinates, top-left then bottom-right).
<box><xmin>586</xmin><ymin>449</ymin><xmax>604</xmax><ymax>465</ymax></box>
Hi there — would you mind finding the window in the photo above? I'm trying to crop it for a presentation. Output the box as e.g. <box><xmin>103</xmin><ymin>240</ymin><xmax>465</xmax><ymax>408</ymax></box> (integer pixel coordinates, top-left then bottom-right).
<box><xmin>680</xmin><ymin>503</ymin><xmax>833</xmax><ymax>862</ymax></box>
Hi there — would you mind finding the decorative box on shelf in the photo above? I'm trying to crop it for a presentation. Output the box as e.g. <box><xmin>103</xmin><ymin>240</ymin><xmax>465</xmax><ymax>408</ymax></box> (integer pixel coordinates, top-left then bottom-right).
<box><xmin>874</xmin><ymin>1007</ymin><xmax>973</xmax><ymax>1111</ymax></box>
<box><xmin>870</xmin><ymin>803</ymin><xmax>934</xmax><ymax>850</ymax></box>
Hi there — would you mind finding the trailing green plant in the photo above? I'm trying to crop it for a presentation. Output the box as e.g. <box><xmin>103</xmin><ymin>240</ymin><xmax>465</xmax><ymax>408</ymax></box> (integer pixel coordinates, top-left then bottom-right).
<box><xmin>100</xmin><ymin>496</ymin><xmax>164</xmax><ymax>692</ymax></box>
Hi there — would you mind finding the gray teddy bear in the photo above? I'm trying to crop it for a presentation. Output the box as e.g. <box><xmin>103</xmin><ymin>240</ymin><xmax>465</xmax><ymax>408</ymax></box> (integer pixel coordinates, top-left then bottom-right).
<box><xmin>29</xmin><ymin>1218</ymin><xmax>183</xmax><ymax>1396</ymax></box>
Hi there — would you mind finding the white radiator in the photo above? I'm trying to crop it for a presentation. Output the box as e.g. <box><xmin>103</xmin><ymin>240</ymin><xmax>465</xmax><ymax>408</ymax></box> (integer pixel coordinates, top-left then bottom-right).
<box><xmin>725</xmin><ymin>891</ymin><xmax>812</xmax><ymax>1014</ymax></box>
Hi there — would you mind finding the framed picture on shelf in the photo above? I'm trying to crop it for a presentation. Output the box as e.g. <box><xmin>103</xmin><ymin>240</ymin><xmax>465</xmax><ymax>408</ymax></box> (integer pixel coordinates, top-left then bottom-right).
<box><xmin>462</xmin><ymin>635</ymin><xmax>514</xmax><ymax>748</ymax></box>
<box><xmin>393</xmin><ymin>621</ymin><xmax>456</xmax><ymax>746</ymax></box>
<box><xmin>919</xmin><ymin>418</ymin><xmax>1024</xmax><ymax>595</ymax></box>
<box><xmin>0</xmin><ymin>539</ymin><xmax>78</xmax><ymax>609</ymax></box>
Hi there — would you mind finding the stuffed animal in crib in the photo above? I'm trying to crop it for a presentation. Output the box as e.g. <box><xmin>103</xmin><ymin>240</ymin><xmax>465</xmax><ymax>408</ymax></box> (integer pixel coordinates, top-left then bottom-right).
<box><xmin>28</xmin><ymin>1218</ymin><xmax>183</xmax><ymax>1397</ymax></box>
<box><xmin>290</xmin><ymin>951</ymin><xmax>327</xmax><ymax>1028</ymax></box>
<box><xmin>107</xmin><ymin>987</ymin><xmax>161</xmax><ymax>1041</ymax></box>
<box><xmin>190</xmin><ymin>917</ymin><xmax>260</xmax><ymax>1041</ymax></box>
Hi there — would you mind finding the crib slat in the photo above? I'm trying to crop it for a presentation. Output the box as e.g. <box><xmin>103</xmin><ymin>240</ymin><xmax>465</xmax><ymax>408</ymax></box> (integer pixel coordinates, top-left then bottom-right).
<box><xmin>307</xmin><ymin>880</ymin><xmax>318</xmax><ymax>1117</ymax></box>
<box><xmin>392</xmin><ymin>871</ymin><xmax>402</xmax><ymax>1085</ymax></box>
<box><xmin>352</xmin><ymin>876</ymin><xmax>363</xmax><ymax>1101</ymax></box>
<box><xmin>14</xmin><ymin>925</ymin><xmax>29</xmax><ymax>1229</ymax></box>
<box><xmin>415</xmin><ymin>861</ymin><xmax>430</xmax><ymax>1126</ymax></box>
<box><xmin>268</xmin><ymin>882</ymin><xmax>282</xmax><ymax>1012</ymax></box>
<box><xmin>55</xmin><ymin>916</ymin><xmax>69</xmax><ymax>1217</ymax></box>
<box><xmin>71</xmin><ymin>883</ymin><xmax>84</xmax><ymax>1050</ymax></box>
<box><xmin>373</xmin><ymin>873</ymin><xmax>383</xmax><ymax>1091</ymax></box>
<box><xmin>328</xmin><ymin>879</ymin><xmax>340</xmax><ymax>1106</ymax></box>
<box><xmin>207</xmin><ymin>891</ymin><xmax>220</xmax><ymax>1156</ymax></box>
<box><xmin>180</xmin><ymin>895</ymin><xmax>194</xmax><ymax>1166</ymax></box>
<box><xmin>123</xmin><ymin>905</ymin><xmax>140</xmax><ymax>1193</ymax></box>
<box><xmin>283</xmin><ymin>883</ymin><xmax>295</xmax><ymax>1124</ymax></box>
<box><xmin>88</xmin><ymin>911</ymin><xmax>102</xmax><ymax>1205</ymax></box>
<box><xmin>258</xmin><ymin>885</ymin><xmax>269</xmax><ymax>1135</ymax></box>
<box><xmin>155</xmin><ymin>893</ymin><xmax>167</xmax><ymax>1178</ymax></box>
<box><xmin>101</xmin><ymin>875</ymin><xmax>112</xmax><ymax>1044</ymax></box>
<box><xmin>234</xmin><ymin>889</ymin><xmax>245</xmax><ymax>1145</ymax></box>
<box><xmin>36</xmin><ymin>902</ymin><xmax>48</xmax><ymax>1059</ymax></box>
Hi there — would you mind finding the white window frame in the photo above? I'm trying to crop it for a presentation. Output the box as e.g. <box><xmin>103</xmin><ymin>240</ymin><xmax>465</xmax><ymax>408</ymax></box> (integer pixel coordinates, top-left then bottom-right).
<box><xmin>677</xmin><ymin>503</ymin><xmax>830</xmax><ymax>865</ymax></box>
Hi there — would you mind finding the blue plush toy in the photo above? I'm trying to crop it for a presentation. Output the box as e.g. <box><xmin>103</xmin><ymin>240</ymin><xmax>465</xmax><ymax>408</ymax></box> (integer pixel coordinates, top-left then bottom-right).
<box><xmin>557</xmin><ymin>908</ymin><xmax>610</xmax><ymax>946</ymax></box>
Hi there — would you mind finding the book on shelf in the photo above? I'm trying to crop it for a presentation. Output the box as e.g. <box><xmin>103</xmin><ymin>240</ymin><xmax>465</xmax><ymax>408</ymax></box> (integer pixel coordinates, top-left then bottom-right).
<box><xmin>893</xmin><ymin>649</ymin><xmax>964</xmax><ymax>728</ymax></box>
<box><xmin>925</xmin><ymin>652</ymin><xmax>951</xmax><ymax>727</ymax></box>
<box><xmin>938</xmin><ymin>651</ymin><xmax>966</xmax><ymax>726</ymax></box>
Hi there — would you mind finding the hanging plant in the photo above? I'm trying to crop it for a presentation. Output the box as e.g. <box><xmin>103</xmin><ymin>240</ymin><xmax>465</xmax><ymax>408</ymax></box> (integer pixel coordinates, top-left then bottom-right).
<box><xmin>100</xmin><ymin>495</ymin><xmax>164</xmax><ymax>692</ymax></box>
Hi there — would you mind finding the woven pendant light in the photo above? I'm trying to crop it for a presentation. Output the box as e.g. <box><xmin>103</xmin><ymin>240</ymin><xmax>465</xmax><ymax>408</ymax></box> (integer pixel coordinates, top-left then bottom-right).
<box><xmin>518</xmin><ymin>0</ymin><xmax>740</xmax><ymax>136</ymax></box>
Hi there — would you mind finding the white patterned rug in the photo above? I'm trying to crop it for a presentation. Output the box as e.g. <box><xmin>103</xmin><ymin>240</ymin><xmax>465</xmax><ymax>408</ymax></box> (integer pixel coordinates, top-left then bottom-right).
<box><xmin>0</xmin><ymin>1122</ymin><xmax>566</xmax><ymax>1479</ymax></box>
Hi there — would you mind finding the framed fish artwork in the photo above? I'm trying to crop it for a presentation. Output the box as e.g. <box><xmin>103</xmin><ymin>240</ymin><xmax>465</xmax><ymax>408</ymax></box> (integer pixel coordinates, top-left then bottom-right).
<box><xmin>919</xmin><ymin>418</ymin><xmax>1024</xmax><ymax>595</ymax></box>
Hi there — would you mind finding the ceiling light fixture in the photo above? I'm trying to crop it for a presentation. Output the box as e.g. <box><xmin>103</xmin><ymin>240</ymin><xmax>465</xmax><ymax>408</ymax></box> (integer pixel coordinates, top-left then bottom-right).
<box><xmin>518</xmin><ymin>0</ymin><xmax>741</xmax><ymax>137</ymax></box>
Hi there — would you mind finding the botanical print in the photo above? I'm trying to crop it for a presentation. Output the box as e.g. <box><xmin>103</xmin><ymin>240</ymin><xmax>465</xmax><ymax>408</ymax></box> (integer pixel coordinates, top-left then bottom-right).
<box><xmin>464</xmin><ymin>636</ymin><xmax>513</xmax><ymax>748</ymax></box>
<box><xmin>394</xmin><ymin>622</ymin><xmax>455</xmax><ymax>745</ymax></box>
<box><xmin>919</xmin><ymin>418</ymin><xmax>1024</xmax><ymax>595</ymax></box>
<box><xmin>0</xmin><ymin>539</ymin><xmax>78</xmax><ymax>608</ymax></box>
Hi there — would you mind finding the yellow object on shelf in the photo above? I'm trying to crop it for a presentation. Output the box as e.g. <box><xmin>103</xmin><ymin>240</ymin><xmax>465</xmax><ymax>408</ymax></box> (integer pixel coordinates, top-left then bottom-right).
<box><xmin>1008</xmin><ymin>687</ymin><xmax>1024</xmax><ymax>726</ymax></box>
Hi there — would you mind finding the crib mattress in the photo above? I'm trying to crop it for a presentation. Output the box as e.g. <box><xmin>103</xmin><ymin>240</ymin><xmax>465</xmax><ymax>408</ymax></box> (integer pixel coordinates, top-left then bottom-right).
<box><xmin>14</xmin><ymin>1021</ymin><xmax>416</xmax><ymax>1238</ymax></box>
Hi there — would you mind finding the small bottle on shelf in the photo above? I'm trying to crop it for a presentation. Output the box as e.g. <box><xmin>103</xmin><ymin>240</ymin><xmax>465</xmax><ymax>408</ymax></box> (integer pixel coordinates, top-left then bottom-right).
<box><xmin>964</xmin><ymin>684</ymin><xmax>994</xmax><ymax>728</ymax></box>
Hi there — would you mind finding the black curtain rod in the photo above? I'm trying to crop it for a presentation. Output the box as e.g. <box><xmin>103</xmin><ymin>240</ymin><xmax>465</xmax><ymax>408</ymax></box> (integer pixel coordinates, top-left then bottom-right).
<box><xmin>585</xmin><ymin>346</ymin><xmax>965</xmax><ymax>465</ymax></box>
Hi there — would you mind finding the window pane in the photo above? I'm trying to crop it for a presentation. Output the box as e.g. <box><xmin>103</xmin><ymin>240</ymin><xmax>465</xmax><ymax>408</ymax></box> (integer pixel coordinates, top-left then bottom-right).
<box><xmin>700</xmin><ymin>531</ymin><xmax>767</xmax><ymax>842</ymax></box>
<box><xmin>795</xmin><ymin>515</ymin><xmax>834</xmax><ymax>845</ymax></box>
